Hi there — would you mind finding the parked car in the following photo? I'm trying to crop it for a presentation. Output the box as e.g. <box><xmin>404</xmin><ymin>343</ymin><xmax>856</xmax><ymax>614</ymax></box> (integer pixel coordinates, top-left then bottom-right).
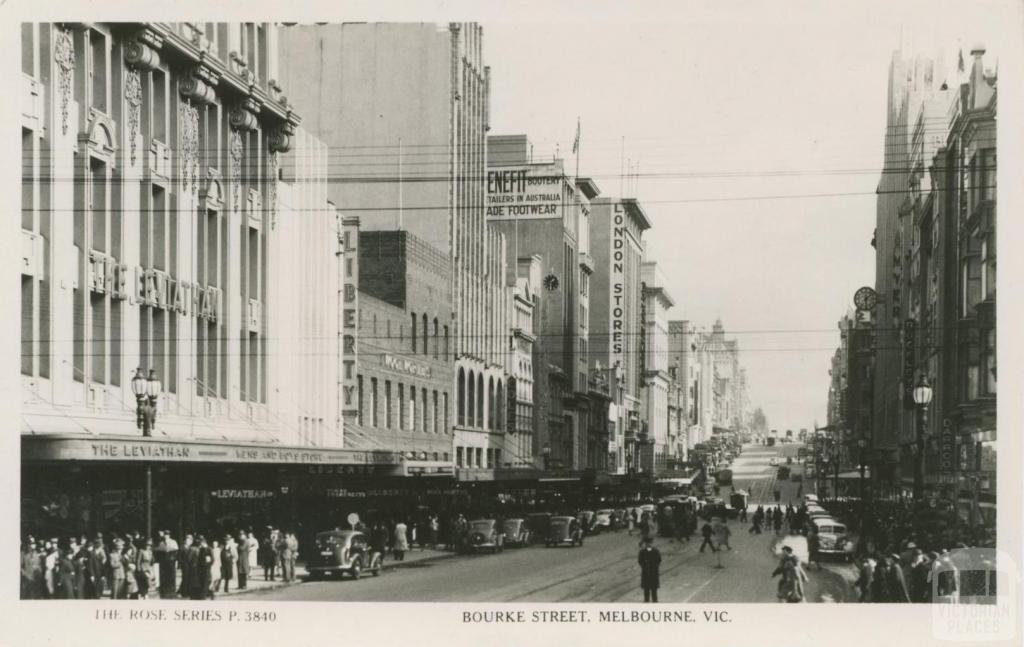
<box><xmin>547</xmin><ymin>516</ymin><xmax>584</xmax><ymax>547</ymax></box>
<box><xmin>526</xmin><ymin>513</ymin><xmax>553</xmax><ymax>545</ymax></box>
<box><xmin>594</xmin><ymin>509</ymin><xmax>615</xmax><ymax>532</ymax></box>
<box><xmin>306</xmin><ymin>530</ymin><xmax>382</xmax><ymax>580</ymax></box>
<box><xmin>502</xmin><ymin>518</ymin><xmax>531</xmax><ymax>547</ymax></box>
<box><xmin>467</xmin><ymin>519</ymin><xmax>505</xmax><ymax>553</ymax></box>
<box><xmin>810</xmin><ymin>518</ymin><xmax>855</xmax><ymax>561</ymax></box>
<box><xmin>578</xmin><ymin>510</ymin><xmax>598</xmax><ymax>535</ymax></box>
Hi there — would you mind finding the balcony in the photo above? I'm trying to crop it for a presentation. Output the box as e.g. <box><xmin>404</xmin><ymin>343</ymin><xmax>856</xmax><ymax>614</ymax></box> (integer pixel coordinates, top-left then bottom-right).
<box><xmin>579</xmin><ymin>251</ymin><xmax>595</xmax><ymax>273</ymax></box>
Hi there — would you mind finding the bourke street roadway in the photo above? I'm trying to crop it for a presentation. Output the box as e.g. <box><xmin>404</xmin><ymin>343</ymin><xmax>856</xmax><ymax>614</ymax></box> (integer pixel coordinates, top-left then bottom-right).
<box><xmin>237</xmin><ymin>444</ymin><xmax>855</xmax><ymax>602</ymax></box>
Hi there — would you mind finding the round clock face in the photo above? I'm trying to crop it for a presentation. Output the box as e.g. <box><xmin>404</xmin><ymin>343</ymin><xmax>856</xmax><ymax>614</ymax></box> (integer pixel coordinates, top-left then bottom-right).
<box><xmin>854</xmin><ymin>286</ymin><xmax>877</xmax><ymax>311</ymax></box>
<box><xmin>543</xmin><ymin>273</ymin><xmax>560</xmax><ymax>292</ymax></box>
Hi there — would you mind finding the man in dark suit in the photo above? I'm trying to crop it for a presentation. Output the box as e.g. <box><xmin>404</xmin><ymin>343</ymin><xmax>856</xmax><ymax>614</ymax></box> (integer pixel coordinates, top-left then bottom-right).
<box><xmin>638</xmin><ymin>536</ymin><xmax>662</xmax><ymax>603</ymax></box>
<box><xmin>87</xmin><ymin>535</ymin><xmax>107</xmax><ymax>599</ymax></box>
<box><xmin>178</xmin><ymin>534</ymin><xmax>193</xmax><ymax>598</ymax></box>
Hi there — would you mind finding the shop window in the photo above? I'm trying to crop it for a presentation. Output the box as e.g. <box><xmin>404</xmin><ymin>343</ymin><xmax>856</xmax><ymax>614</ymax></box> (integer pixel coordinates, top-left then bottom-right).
<box><xmin>398</xmin><ymin>383</ymin><xmax>405</xmax><ymax>430</ymax></box>
<box><xmin>89</xmin><ymin>29</ymin><xmax>108</xmax><ymax>114</ymax></box>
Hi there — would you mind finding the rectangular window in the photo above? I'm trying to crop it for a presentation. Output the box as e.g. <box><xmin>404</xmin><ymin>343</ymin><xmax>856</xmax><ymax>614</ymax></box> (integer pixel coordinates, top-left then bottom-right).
<box><xmin>981</xmin><ymin>328</ymin><xmax>996</xmax><ymax>396</ymax></box>
<box><xmin>433</xmin><ymin>390</ymin><xmax>439</xmax><ymax>433</ymax></box>
<box><xmin>370</xmin><ymin>378</ymin><xmax>378</xmax><ymax>427</ymax></box>
<box><xmin>357</xmin><ymin>375</ymin><xmax>364</xmax><ymax>426</ymax></box>
<box><xmin>152</xmin><ymin>69</ymin><xmax>167</xmax><ymax>142</ymax></box>
<box><xmin>21</xmin><ymin>23</ymin><xmax>34</xmax><ymax>76</ymax></box>
<box><xmin>443</xmin><ymin>392</ymin><xmax>450</xmax><ymax>433</ymax></box>
<box><xmin>422</xmin><ymin>388</ymin><xmax>428</xmax><ymax>432</ymax></box>
<box><xmin>486</xmin><ymin>448</ymin><xmax>494</xmax><ymax>469</ymax></box>
<box><xmin>410</xmin><ymin>388</ymin><xmax>417</xmax><ymax>432</ymax></box>
<box><xmin>456</xmin><ymin>446</ymin><xmax>464</xmax><ymax>468</ymax></box>
<box><xmin>21</xmin><ymin>276</ymin><xmax>34</xmax><ymax>376</ymax></box>
<box><xmin>385</xmin><ymin>380</ymin><xmax>393</xmax><ymax>429</ymax></box>
<box><xmin>397</xmin><ymin>383</ymin><xmax>405</xmax><ymax>430</ymax></box>
<box><xmin>22</xmin><ymin>129</ymin><xmax>34</xmax><ymax>230</ymax></box>
<box><xmin>89</xmin><ymin>30</ymin><xmax>107</xmax><ymax>113</ymax></box>
<box><xmin>475</xmin><ymin>448</ymin><xmax>483</xmax><ymax>469</ymax></box>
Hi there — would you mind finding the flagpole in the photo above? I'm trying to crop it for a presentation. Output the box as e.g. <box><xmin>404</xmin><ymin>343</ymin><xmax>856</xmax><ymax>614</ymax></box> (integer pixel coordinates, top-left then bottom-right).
<box><xmin>574</xmin><ymin>117</ymin><xmax>581</xmax><ymax>180</ymax></box>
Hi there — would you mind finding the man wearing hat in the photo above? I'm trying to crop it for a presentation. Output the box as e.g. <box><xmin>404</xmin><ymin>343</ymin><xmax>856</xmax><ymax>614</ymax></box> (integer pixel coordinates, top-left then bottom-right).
<box><xmin>886</xmin><ymin>552</ymin><xmax>911</xmax><ymax>602</ymax></box>
<box><xmin>637</xmin><ymin>536</ymin><xmax>662</xmax><ymax>603</ymax></box>
<box><xmin>87</xmin><ymin>535</ymin><xmax>107</xmax><ymax>599</ymax></box>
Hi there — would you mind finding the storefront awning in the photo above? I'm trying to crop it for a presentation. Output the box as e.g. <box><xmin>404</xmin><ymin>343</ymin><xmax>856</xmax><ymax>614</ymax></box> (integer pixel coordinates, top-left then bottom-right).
<box><xmin>836</xmin><ymin>468</ymin><xmax>871</xmax><ymax>479</ymax></box>
<box><xmin>22</xmin><ymin>434</ymin><xmax>401</xmax><ymax>466</ymax></box>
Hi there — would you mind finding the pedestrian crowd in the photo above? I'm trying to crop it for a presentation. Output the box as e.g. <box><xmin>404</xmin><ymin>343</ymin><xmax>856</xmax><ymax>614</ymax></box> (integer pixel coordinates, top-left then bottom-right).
<box><xmin>20</xmin><ymin>527</ymin><xmax>299</xmax><ymax>600</ymax></box>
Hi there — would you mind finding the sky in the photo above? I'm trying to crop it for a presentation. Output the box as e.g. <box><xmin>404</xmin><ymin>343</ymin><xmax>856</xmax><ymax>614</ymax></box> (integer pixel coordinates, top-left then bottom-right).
<box><xmin>482</xmin><ymin>4</ymin><xmax>1012</xmax><ymax>432</ymax></box>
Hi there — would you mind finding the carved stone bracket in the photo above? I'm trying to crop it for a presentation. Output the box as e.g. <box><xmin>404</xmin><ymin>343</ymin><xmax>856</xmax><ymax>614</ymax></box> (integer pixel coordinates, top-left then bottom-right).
<box><xmin>53</xmin><ymin>28</ymin><xmax>75</xmax><ymax>136</ymax></box>
<box><xmin>268</xmin><ymin>117</ymin><xmax>299</xmax><ymax>154</ymax></box>
<box><xmin>124</xmin><ymin>69</ymin><xmax>142</xmax><ymax>166</ymax></box>
<box><xmin>179</xmin><ymin>102</ymin><xmax>200</xmax><ymax>194</ymax></box>
<box><xmin>229</xmin><ymin>97</ymin><xmax>262</xmax><ymax>132</ymax></box>
<box><xmin>125</xmin><ymin>26</ymin><xmax>164</xmax><ymax>72</ymax></box>
<box><xmin>179</xmin><ymin>59</ymin><xmax>221</xmax><ymax>105</ymax></box>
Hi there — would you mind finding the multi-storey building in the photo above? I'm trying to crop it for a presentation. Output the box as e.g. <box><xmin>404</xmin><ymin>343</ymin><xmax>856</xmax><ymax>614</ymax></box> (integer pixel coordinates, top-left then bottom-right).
<box><xmin>278</xmin><ymin>23</ymin><xmax>512</xmax><ymax>476</ymax></box>
<box><xmin>18</xmin><ymin>22</ymin><xmax>366</xmax><ymax>538</ymax></box>
<box><xmin>589</xmin><ymin>198</ymin><xmax>650</xmax><ymax>474</ymax></box>
<box><xmin>640</xmin><ymin>258</ymin><xmax>674</xmax><ymax>472</ymax></box>
<box><xmin>505</xmin><ymin>256</ymin><xmax>541</xmax><ymax>469</ymax></box>
<box><xmin>668</xmin><ymin>320</ymin><xmax>703</xmax><ymax>448</ymax></box>
<box><xmin>936</xmin><ymin>46</ymin><xmax>996</xmax><ymax>528</ymax></box>
<box><xmin>485</xmin><ymin>135</ymin><xmax>596</xmax><ymax>472</ymax></box>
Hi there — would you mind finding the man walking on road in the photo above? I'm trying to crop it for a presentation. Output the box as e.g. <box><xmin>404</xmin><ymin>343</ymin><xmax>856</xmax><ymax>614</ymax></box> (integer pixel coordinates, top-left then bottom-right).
<box><xmin>699</xmin><ymin>521</ymin><xmax>717</xmax><ymax>553</ymax></box>
<box><xmin>638</xmin><ymin>536</ymin><xmax>661</xmax><ymax>603</ymax></box>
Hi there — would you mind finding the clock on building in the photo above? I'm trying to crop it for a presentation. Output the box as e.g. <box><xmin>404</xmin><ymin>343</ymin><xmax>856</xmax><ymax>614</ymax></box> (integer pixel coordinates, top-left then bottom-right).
<box><xmin>853</xmin><ymin>286</ymin><xmax>878</xmax><ymax>311</ymax></box>
<box><xmin>543</xmin><ymin>273</ymin><xmax>560</xmax><ymax>292</ymax></box>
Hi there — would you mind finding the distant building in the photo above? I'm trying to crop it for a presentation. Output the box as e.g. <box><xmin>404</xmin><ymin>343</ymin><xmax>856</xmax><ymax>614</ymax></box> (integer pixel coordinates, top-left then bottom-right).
<box><xmin>641</xmin><ymin>258</ymin><xmax>675</xmax><ymax>472</ymax></box>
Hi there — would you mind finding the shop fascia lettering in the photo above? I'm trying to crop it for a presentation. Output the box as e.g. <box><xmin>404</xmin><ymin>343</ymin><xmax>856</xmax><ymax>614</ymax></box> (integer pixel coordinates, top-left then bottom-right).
<box><xmin>382</xmin><ymin>353</ymin><xmax>432</xmax><ymax>378</ymax></box>
<box><xmin>210</xmin><ymin>489</ymin><xmax>274</xmax><ymax>499</ymax></box>
<box><xmin>87</xmin><ymin>251</ymin><xmax>223</xmax><ymax>322</ymax></box>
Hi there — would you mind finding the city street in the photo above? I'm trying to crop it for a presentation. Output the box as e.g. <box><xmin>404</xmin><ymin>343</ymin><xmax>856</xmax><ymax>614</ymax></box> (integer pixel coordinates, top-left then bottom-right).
<box><xmin>233</xmin><ymin>525</ymin><xmax>853</xmax><ymax>603</ymax></box>
<box><xmin>235</xmin><ymin>443</ymin><xmax>854</xmax><ymax>603</ymax></box>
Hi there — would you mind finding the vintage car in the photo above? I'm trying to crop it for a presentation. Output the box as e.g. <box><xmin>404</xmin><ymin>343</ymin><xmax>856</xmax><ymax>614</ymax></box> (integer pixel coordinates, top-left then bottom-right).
<box><xmin>594</xmin><ymin>509</ymin><xmax>615</xmax><ymax>531</ymax></box>
<box><xmin>467</xmin><ymin>519</ymin><xmax>505</xmax><ymax>553</ymax></box>
<box><xmin>578</xmin><ymin>510</ymin><xmax>599</xmax><ymax>535</ymax></box>
<box><xmin>526</xmin><ymin>513</ymin><xmax>553</xmax><ymax>544</ymax></box>
<box><xmin>546</xmin><ymin>516</ymin><xmax>584</xmax><ymax>547</ymax></box>
<box><xmin>502</xmin><ymin>518</ymin><xmax>531</xmax><ymax>547</ymax></box>
<box><xmin>810</xmin><ymin>517</ymin><xmax>855</xmax><ymax>561</ymax></box>
<box><xmin>306</xmin><ymin>530</ymin><xmax>382</xmax><ymax>580</ymax></box>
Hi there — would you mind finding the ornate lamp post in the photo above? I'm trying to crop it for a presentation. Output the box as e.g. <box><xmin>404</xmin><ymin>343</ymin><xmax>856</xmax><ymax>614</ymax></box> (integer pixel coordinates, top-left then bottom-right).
<box><xmin>911</xmin><ymin>373</ymin><xmax>933</xmax><ymax>501</ymax></box>
<box><xmin>132</xmin><ymin>367</ymin><xmax>163</xmax><ymax>541</ymax></box>
<box><xmin>131</xmin><ymin>367</ymin><xmax>148</xmax><ymax>433</ymax></box>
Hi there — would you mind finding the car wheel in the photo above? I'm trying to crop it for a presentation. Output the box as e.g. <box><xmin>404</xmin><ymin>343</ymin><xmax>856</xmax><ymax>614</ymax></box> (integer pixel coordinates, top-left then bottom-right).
<box><xmin>351</xmin><ymin>559</ymin><xmax>362</xmax><ymax>580</ymax></box>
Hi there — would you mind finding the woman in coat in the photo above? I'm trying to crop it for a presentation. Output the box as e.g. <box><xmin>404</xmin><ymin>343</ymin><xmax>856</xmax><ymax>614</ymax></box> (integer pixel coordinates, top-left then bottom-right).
<box><xmin>57</xmin><ymin>548</ymin><xmax>77</xmax><ymax>599</ymax></box>
<box><xmin>209</xmin><ymin>540</ymin><xmax>222</xmax><ymax>598</ymax></box>
<box><xmin>392</xmin><ymin>521</ymin><xmax>409</xmax><ymax>562</ymax></box>
<box><xmin>772</xmin><ymin>548</ymin><xmax>808</xmax><ymax>602</ymax></box>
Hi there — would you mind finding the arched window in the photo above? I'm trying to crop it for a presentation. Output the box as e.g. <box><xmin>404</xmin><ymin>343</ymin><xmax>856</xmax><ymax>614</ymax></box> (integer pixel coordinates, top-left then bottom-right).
<box><xmin>476</xmin><ymin>373</ymin><xmax>484</xmax><ymax>428</ymax></box>
<box><xmin>444</xmin><ymin>325</ymin><xmax>450</xmax><ymax>360</ymax></box>
<box><xmin>457</xmin><ymin>368</ymin><xmax>466</xmax><ymax>427</ymax></box>
<box><xmin>411</xmin><ymin>313</ymin><xmax>417</xmax><ymax>353</ymax></box>
<box><xmin>467</xmin><ymin>371</ymin><xmax>475</xmax><ymax>427</ymax></box>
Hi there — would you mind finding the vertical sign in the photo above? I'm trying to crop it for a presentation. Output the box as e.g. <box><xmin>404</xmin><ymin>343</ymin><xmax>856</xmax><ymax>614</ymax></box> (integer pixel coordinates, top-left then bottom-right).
<box><xmin>939</xmin><ymin>418</ymin><xmax>955</xmax><ymax>475</ymax></box>
<box><xmin>609</xmin><ymin>203</ymin><xmax>627</xmax><ymax>373</ymax></box>
<box><xmin>506</xmin><ymin>376</ymin><xmax>517</xmax><ymax>434</ymax></box>
<box><xmin>902</xmin><ymin>319</ymin><xmax>917</xmax><ymax>408</ymax></box>
<box><xmin>341</xmin><ymin>217</ymin><xmax>359</xmax><ymax>419</ymax></box>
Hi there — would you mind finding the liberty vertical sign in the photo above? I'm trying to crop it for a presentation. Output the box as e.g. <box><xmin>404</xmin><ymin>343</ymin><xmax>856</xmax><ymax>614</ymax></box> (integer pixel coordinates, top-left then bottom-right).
<box><xmin>341</xmin><ymin>217</ymin><xmax>360</xmax><ymax>419</ymax></box>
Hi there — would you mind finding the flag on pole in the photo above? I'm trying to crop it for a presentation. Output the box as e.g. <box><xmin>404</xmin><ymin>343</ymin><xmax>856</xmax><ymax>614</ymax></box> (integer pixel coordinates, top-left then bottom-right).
<box><xmin>572</xmin><ymin>118</ymin><xmax>580</xmax><ymax>154</ymax></box>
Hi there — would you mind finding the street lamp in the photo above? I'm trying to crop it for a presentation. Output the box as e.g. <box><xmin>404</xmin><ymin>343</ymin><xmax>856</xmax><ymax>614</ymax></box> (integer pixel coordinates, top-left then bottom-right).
<box><xmin>911</xmin><ymin>373</ymin><xmax>933</xmax><ymax>501</ymax></box>
<box><xmin>146</xmin><ymin>369</ymin><xmax>163</xmax><ymax>426</ymax></box>
<box><xmin>131</xmin><ymin>367</ymin><xmax>147</xmax><ymax>432</ymax></box>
